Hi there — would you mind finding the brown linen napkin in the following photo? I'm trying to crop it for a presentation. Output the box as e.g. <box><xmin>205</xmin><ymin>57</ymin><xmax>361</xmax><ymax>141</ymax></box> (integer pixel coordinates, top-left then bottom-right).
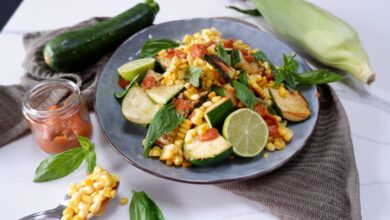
<box><xmin>0</xmin><ymin>17</ymin><xmax>361</xmax><ymax>220</ymax></box>
<box><xmin>0</xmin><ymin>17</ymin><xmax>110</xmax><ymax>147</ymax></box>
<box><xmin>218</xmin><ymin>85</ymin><xmax>361</xmax><ymax>220</ymax></box>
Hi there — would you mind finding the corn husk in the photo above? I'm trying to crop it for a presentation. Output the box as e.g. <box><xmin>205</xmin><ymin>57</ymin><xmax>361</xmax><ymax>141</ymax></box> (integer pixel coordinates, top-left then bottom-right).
<box><xmin>252</xmin><ymin>0</ymin><xmax>375</xmax><ymax>84</ymax></box>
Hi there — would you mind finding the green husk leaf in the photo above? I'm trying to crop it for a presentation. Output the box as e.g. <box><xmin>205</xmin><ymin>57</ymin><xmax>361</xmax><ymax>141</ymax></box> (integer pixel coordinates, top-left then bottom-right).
<box><xmin>226</xmin><ymin>5</ymin><xmax>262</xmax><ymax>16</ymax></box>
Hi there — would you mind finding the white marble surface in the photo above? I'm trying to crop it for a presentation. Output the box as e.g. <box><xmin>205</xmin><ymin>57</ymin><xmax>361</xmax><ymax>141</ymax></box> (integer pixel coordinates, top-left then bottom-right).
<box><xmin>1</xmin><ymin>0</ymin><xmax>389</xmax><ymax>219</ymax></box>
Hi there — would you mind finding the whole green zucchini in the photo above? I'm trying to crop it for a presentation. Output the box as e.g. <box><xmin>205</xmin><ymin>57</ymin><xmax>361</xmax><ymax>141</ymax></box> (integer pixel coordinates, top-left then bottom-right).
<box><xmin>43</xmin><ymin>0</ymin><xmax>159</xmax><ymax>72</ymax></box>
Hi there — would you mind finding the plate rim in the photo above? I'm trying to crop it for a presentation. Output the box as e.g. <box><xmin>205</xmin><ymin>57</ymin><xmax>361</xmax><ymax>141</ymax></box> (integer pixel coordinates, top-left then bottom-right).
<box><xmin>95</xmin><ymin>17</ymin><xmax>319</xmax><ymax>184</ymax></box>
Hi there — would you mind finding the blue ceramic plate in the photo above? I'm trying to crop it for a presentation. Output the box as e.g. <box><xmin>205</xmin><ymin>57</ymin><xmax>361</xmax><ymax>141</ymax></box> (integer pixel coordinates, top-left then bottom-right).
<box><xmin>95</xmin><ymin>18</ymin><xmax>319</xmax><ymax>184</ymax></box>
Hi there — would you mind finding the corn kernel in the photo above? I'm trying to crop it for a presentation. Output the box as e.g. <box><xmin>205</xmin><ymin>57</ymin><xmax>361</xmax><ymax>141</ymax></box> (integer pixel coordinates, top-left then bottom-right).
<box><xmin>63</xmin><ymin>208</ymin><xmax>74</xmax><ymax>216</ymax></box>
<box><xmin>184</xmin><ymin>82</ymin><xmax>191</xmax><ymax>89</ymax></box>
<box><xmin>190</xmin><ymin>109</ymin><xmax>204</xmax><ymax>126</ymax></box>
<box><xmin>211</xmin><ymin>96</ymin><xmax>222</xmax><ymax>103</ymax></box>
<box><xmin>190</xmin><ymin>94</ymin><xmax>200</xmax><ymax>101</ymax></box>
<box><xmin>266</xmin><ymin>143</ymin><xmax>276</xmax><ymax>152</ymax></box>
<box><xmin>184</xmin><ymin>134</ymin><xmax>193</xmax><ymax>144</ymax></box>
<box><xmin>202</xmin><ymin>101</ymin><xmax>212</xmax><ymax>107</ymax></box>
<box><xmin>82</xmin><ymin>195</ymin><xmax>93</xmax><ymax>204</ymax></box>
<box><xmin>197</xmin><ymin>123</ymin><xmax>209</xmax><ymax>136</ymax></box>
<box><xmin>274</xmin><ymin>138</ymin><xmax>286</xmax><ymax>150</ymax></box>
<box><xmin>208</xmin><ymin>91</ymin><xmax>216</xmax><ymax>99</ymax></box>
<box><xmin>160</xmin><ymin>144</ymin><xmax>175</xmax><ymax>161</ymax></box>
<box><xmin>119</xmin><ymin>197</ymin><xmax>129</xmax><ymax>205</ymax></box>
<box><xmin>149</xmin><ymin>146</ymin><xmax>162</xmax><ymax>157</ymax></box>
<box><xmin>279</xmin><ymin>86</ymin><xmax>287</xmax><ymax>98</ymax></box>
<box><xmin>90</xmin><ymin>202</ymin><xmax>101</xmax><ymax>214</ymax></box>
<box><xmin>173</xmin><ymin>155</ymin><xmax>183</xmax><ymax>166</ymax></box>
<box><xmin>174</xmin><ymin>139</ymin><xmax>184</xmax><ymax>148</ymax></box>
<box><xmin>176</xmin><ymin>132</ymin><xmax>185</xmax><ymax>139</ymax></box>
<box><xmin>263</xmin><ymin>153</ymin><xmax>269</xmax><ymax>158</ymax></box>
<box><xmin>188</xmin><ymin>129</ymin><xmax>197</xmax><ymax>137</ymax></box>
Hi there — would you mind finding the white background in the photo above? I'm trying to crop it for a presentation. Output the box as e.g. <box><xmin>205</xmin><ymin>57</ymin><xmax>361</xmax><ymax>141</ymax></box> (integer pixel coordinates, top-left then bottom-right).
<box><xmin>1</xmin><ymin>0</ymin><xmax>390</xmax><ymax>219</ymax></box>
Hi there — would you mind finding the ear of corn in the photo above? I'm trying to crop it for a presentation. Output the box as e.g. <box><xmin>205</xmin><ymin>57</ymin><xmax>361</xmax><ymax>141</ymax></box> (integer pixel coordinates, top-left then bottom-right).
<box><xmin>252</xmin><ymin>0</ymin><xmax>375</xmax><ymax>84</ymax></box>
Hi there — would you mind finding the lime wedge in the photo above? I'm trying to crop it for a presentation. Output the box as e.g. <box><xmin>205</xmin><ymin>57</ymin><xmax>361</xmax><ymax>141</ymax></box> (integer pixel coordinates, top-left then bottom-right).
<box><xmin>118</xmin><ymin>58</ymin><xmax>155</xmax><ymax>81</ymax></box>
<box><xmin>222</xmin><ymin>108</ymin><xmax>269</xmax><ymax>157</ymax></box>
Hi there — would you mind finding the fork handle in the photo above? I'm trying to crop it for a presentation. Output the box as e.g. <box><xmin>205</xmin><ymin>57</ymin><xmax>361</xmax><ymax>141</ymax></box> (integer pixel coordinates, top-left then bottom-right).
<box><xmin>19</xmin><ymin>206</ymin><xmax>64</xmax><ymax>220</ymax></box>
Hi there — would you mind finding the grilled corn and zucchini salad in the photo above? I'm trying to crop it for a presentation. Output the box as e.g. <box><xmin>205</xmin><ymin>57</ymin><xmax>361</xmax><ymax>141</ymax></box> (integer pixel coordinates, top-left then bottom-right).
<box><xmin>116</xmin><ymin>28</ymin><xmax>312</xmax><ymax>167</ymax></box>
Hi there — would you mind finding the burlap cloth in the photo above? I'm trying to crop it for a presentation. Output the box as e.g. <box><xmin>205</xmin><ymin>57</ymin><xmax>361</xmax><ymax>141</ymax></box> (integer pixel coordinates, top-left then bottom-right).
<box><xmin>0</xmin><ymin>18</ymin><xmax>361</xmax><ymax>220</ymax></box>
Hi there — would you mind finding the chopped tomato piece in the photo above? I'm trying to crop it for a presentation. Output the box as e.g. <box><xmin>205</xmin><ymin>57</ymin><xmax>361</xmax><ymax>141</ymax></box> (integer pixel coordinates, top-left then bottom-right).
<box><xmin>189</xmin><ymin>44</ymin><xmax>208</xmax><ymax>58</ymax></box>
<box><xmin>166</xmin><ymin>48</ymin><xmax>175</xmax><ymax>59</ymax></box>
<box><xmin>253</xmin><ymin>103</ymin><xmax>279</xmax><ymax>137</ymax></box>
<box><xmin>174</xmin><ymin>98</ymin><xmax>194</xmax><ymax>116</ymax></box>
<box><xmin>199</xmin><ymin>128</ymin><xmax>219</xmax><ymax>142</ymax></box>
<box><xmin>118</xmin><ymin>77</ymin><xmax>130</xmax><ymax>89</ymax></box>
<box><xmin>224</xmin><ymin>38</ymin><xmax>234</xmax><ymax>48</ymax></box>
<box><xmin>141</xmin><ymin>74</ymin><xmax>159</xmax><ymax>89</ymax></box>
<box><xmin>166</xmin><ymin>48</ymin><xmax>187</xmax><ymax>59</ymax></box>
<box><xmin>175</xmin><ymin>50</ymin><xmax>187</xmax><ymax>59</ymax></box>
<box><xmin>240</xmin><ymin>49</ymin><xmax>254</xmax><ymax>63</ymax></box>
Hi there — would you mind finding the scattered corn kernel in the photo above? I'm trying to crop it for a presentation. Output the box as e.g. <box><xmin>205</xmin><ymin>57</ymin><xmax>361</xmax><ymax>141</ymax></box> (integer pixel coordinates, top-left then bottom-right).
<box><xmin>149</xmin><ymin>146</ymin><xmax>162</xmax><ymax>157</ymax></box>
<box><xmin>119</xmin><ymin>197</ymin><xmax>129</xmax><ymax>205</ymax></box>
<box><xmin>208</xmin><ymin>91</ymin><xmax>216</xmax><ymax>99</ymax></box>
<box><xmin>263</xmin><ymin>153</ymin><xmax>269</xmax><ymax>158</ymax></box>
<box><xmin>266</xmin><ymin>143</ymin><xmax>276</xmax><ymax>152</ymax></box>
<box><xmin>173</xmin><ymin>155</ymin><xmax>184</xmax><ymax>166</ymax></box>
<box><xmin>274</xmin><ymin>138</ymin><xmax>286</xmax><ymax>150</ymax></box>
<box><xmin>211</xmin><ymin>96</ymin><xmax>222</xmax><ymax>103</ymax></box>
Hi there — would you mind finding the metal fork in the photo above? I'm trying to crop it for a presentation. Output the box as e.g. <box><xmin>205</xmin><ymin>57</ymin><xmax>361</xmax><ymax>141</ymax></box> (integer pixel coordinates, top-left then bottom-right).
<box><xmin>18</xmin><ymin>195</ymin><xmax>69</xmax><ymax>220</ymax></box>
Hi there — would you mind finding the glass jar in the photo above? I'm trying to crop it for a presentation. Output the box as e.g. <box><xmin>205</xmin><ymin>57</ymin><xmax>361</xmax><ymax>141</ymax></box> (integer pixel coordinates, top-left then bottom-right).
<box><xmin>23</xmin><ymin>79</ymin><xmax>93</xmax><ymax>154</ymax></box>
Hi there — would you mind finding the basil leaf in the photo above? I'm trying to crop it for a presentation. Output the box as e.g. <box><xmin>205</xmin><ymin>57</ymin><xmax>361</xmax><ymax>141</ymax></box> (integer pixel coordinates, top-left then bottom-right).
<box><xmin>216</xmin><ymin>43</ymin><xmax>231</xmax><ymax>65</ymax></box>
<box><xmin>232</xmin><ymin>80</ymin><xmax>256</xmax><ymax>109</ymax></box>
<box><xmin>140</xmin><ymin>38</ymin><xmax>180</xmax><ymax>58</ymax></box>
<box><xmin>238</xmin><ymin>71</ymin><xmax>248</xmax><ymax>86</ymax></box>
<box><xmin>226</xmin><ymin>5</ymin><xmax>262</xmax><ymax>16</ymax></box>
<box><xmin>77</xmin><ymin>135</ymin><xmax>92</xmax><ymax>150</ymax></box>
<box><xmin>34</xmin><ymin>147</ymin><xmax>86</xmax><ymax>182</ymax></box>
<box><xmin>85</xmin><ymin>147</ymin><xmax>96</xmax><ymax>174</ymax></box>
<box><xmin>293</xmin><ymin>69</ymin><xmax>344</xmax><ymax>85</ymax></box>
<box><xmin>130</xmin><ymin>191</ymin><xmax>165</xmax><ymax>220</ymax></box>
<box><xmin>185</xmin><ymin>65</ymin><xmax>203</xmax><ymax>87</ymax></box>
<box><xmin>144</xmin><ymin>103</ymin><xmax>185</xmax><ymax>157</ymax></box>
<box><xmin>231</xmin><ymin>49</ymin><xmax>241</xmax><ymax>67</ymax></box>
<box><xmin>115</xmin><ymin>74</ymin><xmax>140</xmax><ymax>99</ymax></box>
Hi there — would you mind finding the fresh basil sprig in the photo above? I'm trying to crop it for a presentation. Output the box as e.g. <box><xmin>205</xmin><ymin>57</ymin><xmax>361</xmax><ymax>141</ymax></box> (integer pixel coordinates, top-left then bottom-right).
<box><xmin>185</xmin><ymin>65</ymin><xmax>203</xmax><ymax>88</ymax></box>
<box><xmin>34</xmin><ymin>136</ymin><xmax>96</xmax><ymax>182</ymax></box>
<box><xmin>130</xmin><ymin>191</ymin><xmax>165</xmax><ymax>220</ymax></box>
<box><xmin>274</xmin><ymin>54</ymin><xmax>344</xmax><ymax>89</ymax></box>
<box><xmin>140</xmin><ymin>38</ymin><xmax>180</xmax><ymax>58</ymax></box>
<box><xmin>216</xmin><ymin>43</ymin><xmax>231</xmax><ymax>65</ymax></box>
<box><xmin>226</xmin><ymin>5</ymin><xmax>262</xmax><ymax>16</ymax></box>
<box><xmin>144</xmin><ymin>103</ymin><xmax>185</xmax><ymax>157</ymax></box>
<box><xmin>232</xmin><ymin>80</ymin><xmax>256</xmax><ymax>109</ymax></box>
